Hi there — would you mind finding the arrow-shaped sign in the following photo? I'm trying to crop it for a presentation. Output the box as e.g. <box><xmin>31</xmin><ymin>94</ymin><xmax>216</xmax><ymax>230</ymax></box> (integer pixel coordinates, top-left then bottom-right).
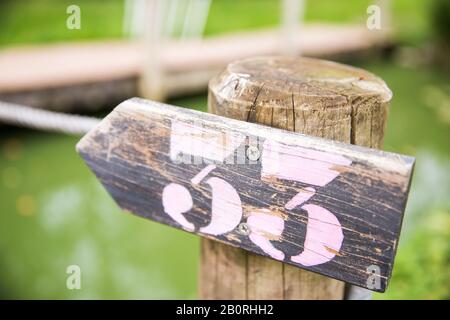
<box><xmin>76</xmin><ymin>98</ymin><xmax>414</xmax><ymax>292</ymax></box>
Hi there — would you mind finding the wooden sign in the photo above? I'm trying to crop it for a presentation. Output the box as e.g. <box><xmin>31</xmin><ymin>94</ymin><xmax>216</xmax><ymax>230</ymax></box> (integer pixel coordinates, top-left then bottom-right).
<box><xmin>76</xmin><ymin>98</ymin><xmax>414</xmax><ymax>292</ymax></box>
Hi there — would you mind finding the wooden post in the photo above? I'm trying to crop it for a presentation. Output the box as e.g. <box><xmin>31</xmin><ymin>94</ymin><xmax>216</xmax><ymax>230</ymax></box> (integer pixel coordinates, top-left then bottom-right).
<box><xmin>199</xmin><ymin>56</ymin><xmax>393</xmax><ymax>299</ymax></box>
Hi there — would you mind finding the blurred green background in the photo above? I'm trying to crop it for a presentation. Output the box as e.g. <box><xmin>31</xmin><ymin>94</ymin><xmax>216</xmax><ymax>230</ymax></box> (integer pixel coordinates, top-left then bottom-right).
<box><xmin>0</xmin><ymin>0</ymin><xmax>449</xmax><ymax>299</ymax></box>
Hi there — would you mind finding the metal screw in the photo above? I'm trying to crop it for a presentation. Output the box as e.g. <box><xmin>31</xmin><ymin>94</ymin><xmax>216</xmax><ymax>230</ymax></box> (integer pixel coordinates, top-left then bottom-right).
<box><xmin>237</xmin><ymin>222</ymin><xmax>250</xmax><ymax>236</ymax></box>
<box><xmin>246</xmin><ymin>146</ymin><xmax>260</xmax><ymax>161</ymax></box>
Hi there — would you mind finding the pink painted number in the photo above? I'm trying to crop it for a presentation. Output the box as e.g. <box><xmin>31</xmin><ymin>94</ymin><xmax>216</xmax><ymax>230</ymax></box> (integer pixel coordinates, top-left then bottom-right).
<box><xmin>162</xmin><ymin>121</ymin><xmax>351</xmax><ymax>266</ymax></box>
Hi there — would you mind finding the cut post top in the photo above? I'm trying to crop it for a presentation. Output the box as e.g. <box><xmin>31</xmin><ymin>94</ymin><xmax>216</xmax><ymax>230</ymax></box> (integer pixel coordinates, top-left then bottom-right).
<box><xmin>208</xmin><ymin>56</ymin><xmax>393</xmax><ymax>150</ymax></box>
<box><xmin>209</xmin><ymin>56</ymin><xmax>392</xmax><ymax>112</ymax></box>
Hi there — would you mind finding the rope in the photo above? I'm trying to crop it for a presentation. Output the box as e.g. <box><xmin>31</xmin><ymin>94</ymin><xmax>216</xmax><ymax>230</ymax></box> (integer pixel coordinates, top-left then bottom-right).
<box><xmin>0</xmin><ymin>101</ymin><xmax>100</xmax><ymax>135</ymax></box>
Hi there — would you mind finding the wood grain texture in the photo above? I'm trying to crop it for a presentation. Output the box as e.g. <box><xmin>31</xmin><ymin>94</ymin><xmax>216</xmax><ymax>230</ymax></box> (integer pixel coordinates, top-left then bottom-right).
<box><xmin>202</xmin><ymin>56</ymin><xmax>394</xmax><ymax>299</ymax></box>
<box><xmin>77</xmin><ymin>96</ymin><xmax>414</xmax><ymax>293</ymax></box>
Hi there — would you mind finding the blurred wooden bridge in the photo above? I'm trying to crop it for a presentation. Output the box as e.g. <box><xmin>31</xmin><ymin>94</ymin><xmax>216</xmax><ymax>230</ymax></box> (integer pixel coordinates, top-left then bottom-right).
<box><xmin>0</xmin><ymin>0</ymin><xmax>392</xmax><ymax>112</ymax></box>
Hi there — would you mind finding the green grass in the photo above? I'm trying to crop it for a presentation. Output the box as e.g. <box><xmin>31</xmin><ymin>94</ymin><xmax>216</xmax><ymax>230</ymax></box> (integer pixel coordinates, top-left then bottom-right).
<box><xmin>0</xmin><ymin>0</ymin><xmax>449</xmax><ymax>300</ymax></box>
<box><xmin>0</xmin><ymin>0</ymin><xmax>124</xmax><ymax>47</ymax></box>
<box><xmin>0</xmin><ymin>0</ymin><xmax>436</xmax><ymax>47</ymax></box>
<box><xmin>377</xmin><ymin>208</ymin><xmax>450</xmax><ymax>299</ymax></box>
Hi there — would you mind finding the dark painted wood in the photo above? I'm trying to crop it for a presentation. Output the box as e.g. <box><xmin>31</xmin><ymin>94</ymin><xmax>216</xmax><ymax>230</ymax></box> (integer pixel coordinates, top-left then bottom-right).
<box><xmin>76</xmin><ymin>98</ymin><xmax>414</xmax><ymax>292</ymax></box>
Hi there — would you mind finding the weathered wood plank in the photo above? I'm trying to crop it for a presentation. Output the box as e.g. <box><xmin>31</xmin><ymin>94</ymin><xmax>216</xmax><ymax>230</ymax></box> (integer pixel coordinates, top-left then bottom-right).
<box><xmin>76</xmin><ymin>97</ymin><xmax>414</xmax><ymax>292</ymax></box>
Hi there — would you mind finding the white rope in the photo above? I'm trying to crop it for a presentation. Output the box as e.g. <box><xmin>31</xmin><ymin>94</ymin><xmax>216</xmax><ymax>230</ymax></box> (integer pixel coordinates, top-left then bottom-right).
<box><xmin>0</xmin><ymin>101</ymin><xmax>100</xmax><ymax>135</ymax></box>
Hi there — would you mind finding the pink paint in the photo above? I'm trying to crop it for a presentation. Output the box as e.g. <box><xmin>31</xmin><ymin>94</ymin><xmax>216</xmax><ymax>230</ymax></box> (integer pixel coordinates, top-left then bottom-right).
<box><xmin>162</xmin><ymin>183</ymin><xmax>195</xmax><ymax>231</ymax></box>
<box><xmin>247</xmin><ymin>211</ymin><xmax>285</xmax><ymax>260</ymax></box>
<box><xmin>191</xmin><ymin>164</ymin><xmax>216</xmax><ymax>185</ymax></box>
<box><xmin>200</xmin><ymin>177</ymin><xmax>243</xmax><ymax>235</ymax></box>
<box><xmin>290</xmin><ymin>204</ymin><xmax>344</xmax><ymax>266</ymax></box>
<box><xmin>164</xmin><ymin>128</ymin><xmax>346</xmax><ymax>267</ymax></box>
<box><xmin>285</xmin><ymin>187</ymin><xmax>316</xmax><ymax>210</ymax></box>
<box><xmin>264</xmin><ymin>139</ymin><xmax>352</xmax><ymax>165</ymax></box>
<box><xmin>262</xmin><ymin>140</ymin><xmax>352</xmax><ymax>186</ymax></box>
<box><xmin>170</xmin><ymin>121</ymin><xmax>244</xmax><ymax>163</ymax></box>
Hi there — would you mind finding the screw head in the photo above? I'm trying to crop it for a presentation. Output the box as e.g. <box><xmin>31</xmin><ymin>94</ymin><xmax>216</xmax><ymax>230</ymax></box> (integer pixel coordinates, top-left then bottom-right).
<box><xmin>246</xmin><ymin>146</ymin><xmax>260</xmax><ymax>161</ymax></box>
<box><xmin>237</xmin><ymin>222</ymin><xmax>250</xmax><ymax>236</ymax></box>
